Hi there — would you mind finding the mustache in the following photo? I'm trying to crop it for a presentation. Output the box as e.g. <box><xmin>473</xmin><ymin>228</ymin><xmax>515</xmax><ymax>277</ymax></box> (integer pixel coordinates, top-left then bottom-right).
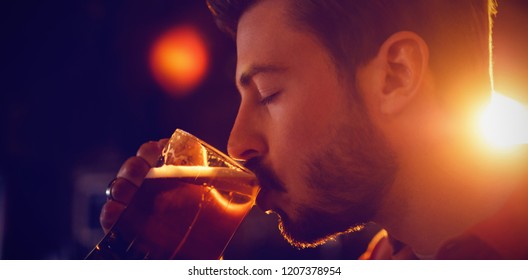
<box><xmin>244</xmin><ymin>158</ymin><xmax>286</xmax><ymax>192</ymax></box>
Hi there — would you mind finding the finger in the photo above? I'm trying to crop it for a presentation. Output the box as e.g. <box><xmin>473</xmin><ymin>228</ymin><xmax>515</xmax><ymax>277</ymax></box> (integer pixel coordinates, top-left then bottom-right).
<box><xmin>109</xmin><ymin>178</ymin><xmax>138</xmax><ymax>205</ymax></box>
<box><xmin>136</xmin><ymin>141</ymin><xmax>164</xmax><ymax>167</ymax></box>
<box><xmin>117</xmin><ymin>156</ymin><xmax>151</xmax><ymax>187</ymax></box>
<box><xmin>157</xmin><ymin>138</ymin><xmax>169</xmax><ymax>155</ymax></box>
<box><xmin>100</xmin><ymin>200</ymin><xmax>126</xmax><ymax>234</ymax></box>
<box><xmin>158</xmin><ymin>138</ymin><xmax>169</xmax><ymax>150</ymax></box>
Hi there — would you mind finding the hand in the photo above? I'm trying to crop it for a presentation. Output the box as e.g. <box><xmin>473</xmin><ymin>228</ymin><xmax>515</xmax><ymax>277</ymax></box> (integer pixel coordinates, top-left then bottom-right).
<box><xmin>100</xmin><ymin>139</ymin><xmax>168</xmax><ymax>233</ymax></box>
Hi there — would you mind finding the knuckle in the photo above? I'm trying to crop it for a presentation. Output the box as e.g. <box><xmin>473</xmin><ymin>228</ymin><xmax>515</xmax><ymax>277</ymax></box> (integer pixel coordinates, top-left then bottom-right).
<box><xmin>117</xmin><ymin>156</ymin><xmax>150</xmax><ymax>185</ymax></box>
<box><xmin>110</xmin><ymin>178</ymin><xmax>138</xmax><ymax>204</ymax></box>
<box><xmin>137</xmin><ymin>141</ymin><xmax>163</xmax><ymax>167</ymax></box>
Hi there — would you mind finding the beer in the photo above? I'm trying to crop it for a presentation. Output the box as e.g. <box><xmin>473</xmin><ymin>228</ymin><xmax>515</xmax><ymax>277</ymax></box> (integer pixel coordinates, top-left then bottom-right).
<box><xmin>86</xmin><ymin>165</ymin><xmax>259</xmax><ymax>259</ymax></box>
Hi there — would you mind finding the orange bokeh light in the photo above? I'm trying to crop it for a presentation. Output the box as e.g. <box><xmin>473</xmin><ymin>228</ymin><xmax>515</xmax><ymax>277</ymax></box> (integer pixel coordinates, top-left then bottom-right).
<box><xmin>150</xmin><ymin>26</ymin><xmax>209</xmax><ymax>96</ymax></box>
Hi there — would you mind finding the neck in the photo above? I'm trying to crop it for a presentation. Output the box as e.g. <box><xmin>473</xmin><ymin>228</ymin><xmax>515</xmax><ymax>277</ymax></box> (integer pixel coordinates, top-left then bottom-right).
<box><xmin>374</xmin><ymin>122</ymin><xmax>524</xmax><ymax>257</ymax></box>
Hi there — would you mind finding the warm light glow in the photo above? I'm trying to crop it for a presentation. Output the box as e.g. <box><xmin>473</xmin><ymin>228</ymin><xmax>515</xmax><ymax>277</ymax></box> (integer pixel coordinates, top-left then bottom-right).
<box><xmin>145</xmin><ymin>165</ymin><xmax>257</xmax><ymax>213</ymax></box>
<box><xmin>150</xmin><ymin>26</ymin><xmax>209</xmax><ymax>96</ymax></box>
<box><xmin>146</xmin><ymin>165</ymin><xmax>228</xmax><ymax>179</ymax></box>
<box><xmin>209</xmin><ymin>188</ymin><xmax>254</xmax><ymax>214</ymax></box>
<box><xmin>479</xmin><ymin>91</ymin><xmax>528</xmax><ymax>149</ymax></box>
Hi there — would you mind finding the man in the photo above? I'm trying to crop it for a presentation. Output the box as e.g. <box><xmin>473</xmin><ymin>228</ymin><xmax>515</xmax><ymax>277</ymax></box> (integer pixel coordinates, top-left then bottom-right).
<box><xmin>101</xmin><ymin>0</ymin><xmax>528</xmax><ymax>259</ymax></box>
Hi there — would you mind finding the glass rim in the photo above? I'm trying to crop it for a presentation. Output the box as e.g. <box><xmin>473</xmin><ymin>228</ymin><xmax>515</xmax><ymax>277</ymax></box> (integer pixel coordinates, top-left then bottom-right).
<box><xmin>174</xmin><ymin>129</ymin><xmax>254</xmax><ymax>175</ymax></box>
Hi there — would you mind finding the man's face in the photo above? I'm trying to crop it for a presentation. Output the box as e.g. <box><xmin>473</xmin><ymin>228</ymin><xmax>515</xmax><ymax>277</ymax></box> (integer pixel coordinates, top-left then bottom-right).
<box><xmin>228</xmin><ymin>0</ymin><xmax>396</xmax><ymax>248</ymax></box>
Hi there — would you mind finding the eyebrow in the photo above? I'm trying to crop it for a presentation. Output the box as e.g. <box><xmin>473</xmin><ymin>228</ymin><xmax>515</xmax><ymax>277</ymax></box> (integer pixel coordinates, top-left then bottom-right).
<box><xmin>237</xmin><ymin>64</ymin><xmax>288</xmax><ymax>90</ymax></box>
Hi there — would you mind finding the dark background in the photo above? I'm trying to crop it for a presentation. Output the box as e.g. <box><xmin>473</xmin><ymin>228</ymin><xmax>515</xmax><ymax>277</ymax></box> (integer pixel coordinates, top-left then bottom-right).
<box><xmin>1</xmin><ymin>0</ymin><xmax>527</xmax><ymax>260</ymax></box>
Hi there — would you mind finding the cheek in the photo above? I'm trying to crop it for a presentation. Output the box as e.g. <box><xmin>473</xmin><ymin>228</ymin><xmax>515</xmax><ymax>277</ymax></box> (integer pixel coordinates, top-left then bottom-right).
<box><xmin>268</xmin><ymin>92</ymin><xmax>346</xmax><ymax>193</ymax></box>
<box><xmin>281</xmin><ymin>92</ymin><xmax>345</xmax><ymax>152</ymax></box>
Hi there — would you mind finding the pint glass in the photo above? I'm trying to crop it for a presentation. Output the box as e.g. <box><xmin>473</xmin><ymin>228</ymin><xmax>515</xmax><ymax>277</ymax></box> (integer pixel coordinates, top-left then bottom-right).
<box><xmin>86</xmin><ymin>129</ymin><xmax>260</xmax><ymax>259</ymax></box>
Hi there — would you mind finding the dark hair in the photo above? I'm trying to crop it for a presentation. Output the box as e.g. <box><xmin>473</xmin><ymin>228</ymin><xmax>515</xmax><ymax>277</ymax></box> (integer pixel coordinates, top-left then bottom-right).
<box><xmin>207</xmin><ymin>0</ymin><xmax>497</xmax><ymax>114</ymax></box>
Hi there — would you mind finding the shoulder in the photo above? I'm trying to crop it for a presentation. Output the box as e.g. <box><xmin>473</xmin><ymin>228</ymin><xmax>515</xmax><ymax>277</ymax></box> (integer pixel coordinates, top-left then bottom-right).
<box><xmin>436</xmin><ymin>183</ymin><xmax>528</xmax><ymax>259</ymax></box>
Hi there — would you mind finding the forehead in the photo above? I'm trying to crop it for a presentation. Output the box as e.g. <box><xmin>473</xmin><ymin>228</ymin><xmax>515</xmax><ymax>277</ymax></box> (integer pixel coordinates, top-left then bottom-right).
<box><xmin>235</xmin><ymin>0</ymin><xmax>327</xmax><ymax>77</ymax></box>
<box><xmin>237</xmin><ymin>0</ymin><xmax>293</xmax><ymax>39</ymax></box>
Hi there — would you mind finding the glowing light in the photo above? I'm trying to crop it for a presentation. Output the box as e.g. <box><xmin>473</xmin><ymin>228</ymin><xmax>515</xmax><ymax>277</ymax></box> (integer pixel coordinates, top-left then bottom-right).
<box><xmin>479</xmin><ymin>91</ymin><xmax>528</xmax><ymax>149</ymax></box>
<box><xmin>149</xmin><ymin>26</ymin><xmax>209</xmax><ymax>96</ymax></box>
<box><xmin>209</xmin><ymin>188</ymin><xmax>254</xmax><ymax>214</ymax></box>
<box><xmin>145</xmin><ymin>165</ymin><xmax>257</xmax><ymax>213</ymax></box>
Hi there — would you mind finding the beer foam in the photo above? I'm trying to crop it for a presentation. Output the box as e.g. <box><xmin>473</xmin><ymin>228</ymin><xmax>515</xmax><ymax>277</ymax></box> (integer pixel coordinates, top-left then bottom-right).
<box><xmin>145</xmin><ymin>165</ymin><xmax>251</xmax><ymax>179</ymax></box>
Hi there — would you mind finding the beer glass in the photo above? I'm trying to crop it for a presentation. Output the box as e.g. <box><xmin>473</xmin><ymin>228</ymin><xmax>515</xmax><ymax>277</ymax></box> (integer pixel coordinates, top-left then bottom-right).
<box><xmin>86</xmin><ymin>129</ymin><xmax>260</xmax><ymax>259</ymax></box>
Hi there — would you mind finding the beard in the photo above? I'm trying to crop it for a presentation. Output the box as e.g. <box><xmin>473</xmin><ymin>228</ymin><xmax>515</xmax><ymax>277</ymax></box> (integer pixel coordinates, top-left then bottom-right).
<box><xmin>250</xmin><ymin>102</ymin><xmax>398</xmax><ymax>249</ymax></box>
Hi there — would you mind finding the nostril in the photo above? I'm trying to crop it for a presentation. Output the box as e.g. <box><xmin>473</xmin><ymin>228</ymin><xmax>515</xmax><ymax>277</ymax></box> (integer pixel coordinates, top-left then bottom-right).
<box><xmin>240</xmin><ymin>149</ymin><xmax>260</xmax><ymax>160</ymax></box>
<box><xmin>229</xmin><ymin>148</ymin><xmax>260</xmax><ymax>162</ymax></box>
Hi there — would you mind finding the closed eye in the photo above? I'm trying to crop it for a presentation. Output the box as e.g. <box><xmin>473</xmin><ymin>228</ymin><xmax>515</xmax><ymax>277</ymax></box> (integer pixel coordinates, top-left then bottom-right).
<box><xmin>259</xmin><ymin>91</ymin><xmax>281</xmax><ymax>105</ymax></box>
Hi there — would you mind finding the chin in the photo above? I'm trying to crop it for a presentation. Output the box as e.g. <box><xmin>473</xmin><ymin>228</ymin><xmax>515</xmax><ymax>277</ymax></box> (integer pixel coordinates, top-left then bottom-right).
<box><xmin>274</xmin><ymin>210</ymin><xmax>366</xmax><ymax>249</ymax></box>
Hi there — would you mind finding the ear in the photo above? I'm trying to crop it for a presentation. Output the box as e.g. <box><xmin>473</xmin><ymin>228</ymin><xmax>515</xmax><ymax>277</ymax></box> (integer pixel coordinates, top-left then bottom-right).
<box><xmin>365</xmin><ymin>31</ymin><xmax>430</xmax><ymax>116</ymax></box>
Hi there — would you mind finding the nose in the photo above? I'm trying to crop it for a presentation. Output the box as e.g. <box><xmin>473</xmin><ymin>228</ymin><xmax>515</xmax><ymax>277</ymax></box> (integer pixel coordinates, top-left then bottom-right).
<box><xmin>227</xmin><ymin>103</ymin><xmax>267</xmax><ymax>161</ymax></box>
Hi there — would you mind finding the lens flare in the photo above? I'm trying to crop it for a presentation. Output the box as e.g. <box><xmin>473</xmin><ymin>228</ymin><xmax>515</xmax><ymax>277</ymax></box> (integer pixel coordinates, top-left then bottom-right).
<box><xmin>479</xmin><ymin>91</ymin><xmax>528</xmax><ymax>149</ymax></box>
<box><xmin>149</xmin><ymin>26</ymin><xmax>209</xmax><ymax>96</ymax></box>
